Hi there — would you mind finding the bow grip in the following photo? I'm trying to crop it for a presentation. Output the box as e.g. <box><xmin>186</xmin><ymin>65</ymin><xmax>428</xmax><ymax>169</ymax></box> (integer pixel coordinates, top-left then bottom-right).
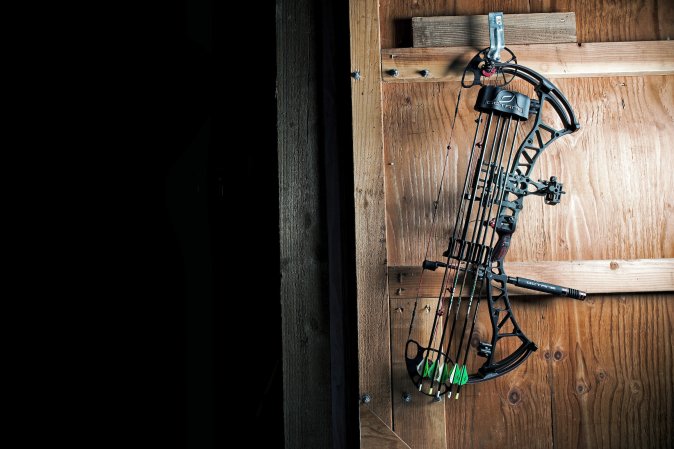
<box><xmin>490</xmin><ymin>215</ymin><xmax>515</xmax><ymax>262</ymax></box>
<box><xmin>492</xmin><ymin>231</ymin><xmax>511</xmax><ymax>262</ymax></box>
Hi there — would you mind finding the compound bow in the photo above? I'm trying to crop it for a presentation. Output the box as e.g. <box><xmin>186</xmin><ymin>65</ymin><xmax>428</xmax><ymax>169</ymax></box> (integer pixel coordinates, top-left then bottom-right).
<box><xmin>405</xmin><ymin>13</ymin><xmax>586</xmax><ymax>401</ymax></box>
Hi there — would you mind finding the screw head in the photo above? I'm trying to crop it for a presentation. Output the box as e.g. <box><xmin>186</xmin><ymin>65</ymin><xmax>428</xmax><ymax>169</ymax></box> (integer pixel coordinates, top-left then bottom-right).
<box><xmin>352</xmin><ymin>71</ymin><xmax>361</xmax><ymax>80</ymax></box>
<box><xmin>361</xmin><ymin>394</ymin><xmax>371</xmax><ymax>404</ymax></box>
<box><xmin>402</xmin><ymin>392</ymin><xmax>411</xmax><ymax>403</ymax></box>
<box><xmin>420</xmin><ymin>69</ymin><xmax>430</xmax><ymax>78</ymax></box>
<box><xmin>388</xmin><ymin>69</ymin><xmax>399</xmax><ymax>77</ymax></box>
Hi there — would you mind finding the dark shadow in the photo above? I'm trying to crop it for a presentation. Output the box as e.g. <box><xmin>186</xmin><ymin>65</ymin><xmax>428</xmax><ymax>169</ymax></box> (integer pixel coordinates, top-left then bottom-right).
<box><xmin>394</xmin><ymin>18</ymin><xmax>413</xmax><ymax>47</ymax></box>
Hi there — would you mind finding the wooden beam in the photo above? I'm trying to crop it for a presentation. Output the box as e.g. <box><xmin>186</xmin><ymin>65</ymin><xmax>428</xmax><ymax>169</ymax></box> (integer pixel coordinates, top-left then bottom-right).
<box><xmin>350</xmin><ymin>0</ymin><xmax>393</xmax><ymax>426</ymax></box>
<box><xmin>413</xmin><ymin>13</ymin><xmax>577</xmax><ymax>48</ymax></box>
<box><xmin>360</xmin><ymin>405</ymin><xmax>411</xmax><ymax>449</ymax></box>
<box><xmin>388</xmin><ymin>259</ymin><xmax>674</xmax><ymax>299</ymax></box>
<box><xmin>277</xmin><ymin>0</ymin><xmax>331</xmax><ymax>446</ymax></box>
<box><xmin>382</xmin><ymin>41</ymin><xmax>674</xmax><ymax>82</ymax></box>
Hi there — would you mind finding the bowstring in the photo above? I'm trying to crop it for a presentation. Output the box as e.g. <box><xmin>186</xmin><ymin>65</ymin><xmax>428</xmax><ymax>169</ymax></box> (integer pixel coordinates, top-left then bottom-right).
<box><xmin>421</xmin><ymin>110</ymin><xmax>494</xmax><ymax>394</ymax></box>
<box><xmin>407</xmin><ymin>87</ymin><xmax>463</xmax><ymax>342</ymax></box>
<box><xmin>430</xmin><ymin>111</ymin><xmax>504</xmax><ymax>395</ymax></box>
<box><xmin>454</xmin><ymin>114</ymin><xmax>523</xmax><ymax>398</ymax></box>
<box><xmin>410</xmin><ymin>60</ymin><xmax>525</xmax><ymax>395</ymax></box>
<box><xmin>448</xmin><ymin>115</ymin><xmax>518</xmax><ymax>398</ymax></box>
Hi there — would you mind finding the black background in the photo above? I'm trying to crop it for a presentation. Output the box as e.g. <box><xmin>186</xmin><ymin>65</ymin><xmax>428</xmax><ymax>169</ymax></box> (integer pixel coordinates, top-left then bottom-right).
<box><xmin>109</xmin><ymin>0</ymin><xmax>357</xmax><ymax>447</ymax></box>
<box><xmin>120</xmin><ymin>1</ymin><xmax>282</xmax><ymax>446</ymax></box>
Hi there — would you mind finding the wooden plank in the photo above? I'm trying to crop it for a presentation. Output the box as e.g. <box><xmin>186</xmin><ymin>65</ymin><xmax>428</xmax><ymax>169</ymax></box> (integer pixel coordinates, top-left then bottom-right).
<box><xmin>547</xmin><ymin>293</ymin><xmax>674</xmax><ymax>449</ymax></box>
<box><xmin>381</xmin><ymin>41</ymin><xmax>674</xmax><ymax>82</ymax></box>
<box><xmin>388</xmin><ymin>259</ymin><xmax>674</xmax><ymax>299</ymax></box>
<box><xmin>382</xmin><ymin>77</ymin><xmax>674</xmax><ymax>267</ymax></box>
<box><xmin>378</xmin><ymin>3</ymin><xmax>674</xmax><ymax>449</ymax></box>
<box><xmin>382</xmin><ymin>75</ymin><xmax>674</xmax><ymax>447</ymax></box>
<box><xmin>442</xmin><ymin>295</ymin><xmax>554</xmax><ymax>449</ymax></box>
<box><xmin>390</xmin><ymin>298</ymin><xmax>447</xmax><ymax>448</ymax></box>
<box><xmin>412</xmin><ymin>13</ymin><xmax>577</xmax><ymax>48</ymax></box>
<box><xmin>277</xmin><ymin>0</ymin><xmax>331</xmax><ymax>447</ymax></box>
<box><xmin>360</xmin><ymin>404</ymin><xmax>411</xmax><ymax>449</ymax></box>
<box><xmin>379</xmin><ymin>0</ymin><xmax>674</xmax><ymax>48</ymax></box>
<box><xmin>350</xmin><ymin>0</ymin><xmax>393</xmax><ymax>426</ymax></box>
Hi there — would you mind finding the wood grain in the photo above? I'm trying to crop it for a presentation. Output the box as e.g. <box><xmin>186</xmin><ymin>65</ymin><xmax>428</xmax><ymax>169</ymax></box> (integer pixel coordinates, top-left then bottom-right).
<box><xmin>388</xmin><ymin>259</ymin><xmax>674</xmax><ymax>299</ymax></box>
<box><xmin>380</xmin><ymin>34</ymin><xmax>674</xmax><ymax>449</ymax></box>
<box><xmin>412</xmin><ymin>13</ymin><xmax>576</xmax><ymax>48</ymax></box>
<box><xmin>277</xmin><ymin>0</ymin><xmax>331</xmax><ymax>446</ymax></box>
<box><xmin>350</xmin><ymin>0</ymin><xmax>393</xmax><ymax>426</ymax></box>
<box><xmin>382</xmin><ymin>76</ymin><xmax>674</xmax><ymax>266</ymax></box>
<box><xmin>546</xmin><ymin>293</ymin><xmax>673</xmax><ymax>449</ymax></box>
<box><xmin>441</xmin><ymin>294</ymin><xmax>554</xmax><ymax>449</ymax></box>
<box><xmin>390</xmin><ymin>298</ymin><xmax>447</xmax><ymax>449</ymax></box>
<box><xmin>360</xmin><ymin>404</ymin><xmax>411</xmax><ymax>449</ymax></box>
<box><xmin>360</xmin><ymin>2</ymin><xmax>674</xmax><ymax>448</ymax></box>
<box><xmin>382</xmin><ymin>41</ymin><xmax>674</xmax><ymax>82</ymax></box>
<box><xmin>379</xmin><ymin>0</ymin><xmax>674</xmax><ymax>48</ymax></box>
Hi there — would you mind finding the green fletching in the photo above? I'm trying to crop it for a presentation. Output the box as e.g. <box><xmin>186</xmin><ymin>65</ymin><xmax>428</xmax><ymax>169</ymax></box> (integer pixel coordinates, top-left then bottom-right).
<box><xmin>455</xmin><ymin>365</ymin><xmax>468</xmax><ymax>385</ymax></box>
<box><xmin>440</xmin><ymin>365</ymin><xmax>449</xmax><ymax>384</ymax></box>
<box><xmin>423</xmin><ymin>360</ymin><xmax>436</xmax><ymax>378</ymax></box>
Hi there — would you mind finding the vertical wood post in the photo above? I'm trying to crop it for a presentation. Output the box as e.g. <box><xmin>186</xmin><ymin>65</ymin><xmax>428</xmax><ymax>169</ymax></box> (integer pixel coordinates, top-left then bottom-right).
<box><xmin>277</xmin><ymin>0</ymin><xmax>332</xmax><ymax>447</ymax></box>
<box><xmin>349</xmin><ymin>0</ymin><xmax>393</xmax><ymax>426</ymax></box>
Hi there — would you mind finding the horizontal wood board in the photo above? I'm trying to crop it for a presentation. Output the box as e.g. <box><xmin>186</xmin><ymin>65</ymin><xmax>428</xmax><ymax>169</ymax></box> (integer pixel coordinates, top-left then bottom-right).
<box><xmin>389</xmin><ymin>259</ymin><xmax>674</xmax><ymax>299</ymax></box>
<box><xmin>380</xmin><ymin>0</ymin><xmax>674</xmax><ymax>48</ymax></box>
<box><xmin>382</xmin><ymin>41</ymin><xmax>674</xmax><ymax>82</ymax></box>
<box><xmin>412</xmin><ymin>12</ymin><xmax>576</xmax><ymax>47</ymax></box>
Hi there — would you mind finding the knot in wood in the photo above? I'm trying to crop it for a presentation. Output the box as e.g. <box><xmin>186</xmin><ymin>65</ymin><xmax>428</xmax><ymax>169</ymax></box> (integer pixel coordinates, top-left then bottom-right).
<box><xmin>508</xmin><ymin>389</ymin><xmax>521</xmax><ymax>405</ymax></box>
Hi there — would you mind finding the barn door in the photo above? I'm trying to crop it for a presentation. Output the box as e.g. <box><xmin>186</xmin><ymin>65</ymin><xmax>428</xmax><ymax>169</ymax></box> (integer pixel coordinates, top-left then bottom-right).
<box><xmin>350</xmin><ymin>1</ymin><xmax>674</xmax><ymax>448</ymax></box>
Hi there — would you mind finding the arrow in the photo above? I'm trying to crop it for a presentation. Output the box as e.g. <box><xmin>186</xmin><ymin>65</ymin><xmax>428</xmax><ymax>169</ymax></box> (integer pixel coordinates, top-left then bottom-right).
<box><xmin>453</xmin><ymin>365</ymin><xmax>468</xmax><ymax>385</ymax></box>
<box><xmin>453</xmin><ymin>365</ymin><xmax>468</xmax><ymax>399</ymax></box>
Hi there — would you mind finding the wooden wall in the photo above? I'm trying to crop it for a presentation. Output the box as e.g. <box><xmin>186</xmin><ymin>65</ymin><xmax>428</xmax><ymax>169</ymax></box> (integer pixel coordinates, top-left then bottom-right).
<box><xmin>356</xmin><ymin>1</ymin><xmax>674</xmax><ymax>448</ymax></box>
<box><xmin>380</xmin><ymin>0</ymin><xmax>674</xmax><ymax>47</ymax></box>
